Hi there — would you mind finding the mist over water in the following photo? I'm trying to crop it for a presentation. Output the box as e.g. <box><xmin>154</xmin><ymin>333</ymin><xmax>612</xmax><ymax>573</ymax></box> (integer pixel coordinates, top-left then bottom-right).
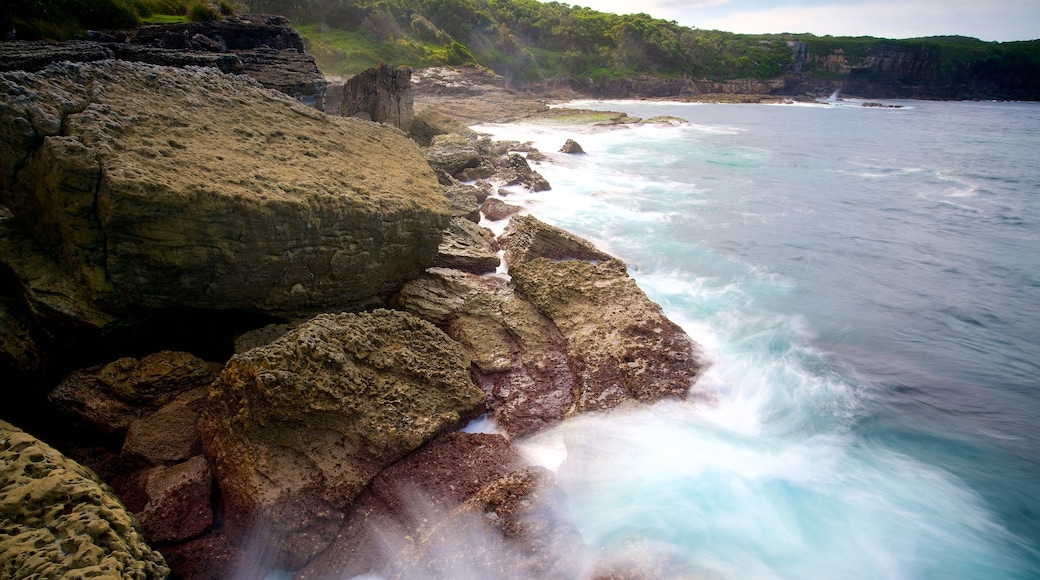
<box><xmin>471</xmin><ymin>99</ymin><xmax>1040</xmax><ymax>578</ymax></box>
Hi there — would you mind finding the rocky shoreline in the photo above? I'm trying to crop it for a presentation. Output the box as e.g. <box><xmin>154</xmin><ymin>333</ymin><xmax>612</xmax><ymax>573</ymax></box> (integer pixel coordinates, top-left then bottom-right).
<box><xmin>0</xmin><ymin>17</ymin><xmax>710</xmax><ymax>580</ymax></box>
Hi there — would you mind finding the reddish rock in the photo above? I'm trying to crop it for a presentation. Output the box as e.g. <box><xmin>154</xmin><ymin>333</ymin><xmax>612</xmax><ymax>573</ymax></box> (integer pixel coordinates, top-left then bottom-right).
<box><xmin>47</xmin><ymin>351</ymin><xmax>221</xmax><ymax>433</ymax></box>
<box><xmin>122</xmin><ymin>388</ymin><xmax>207</xmax><ymax>465</ymax></box>
<box><xmin>297</xmin><ymin>431</ymin><xmax>525</xmax><ymax>579</ymax></box>
<box><xmin>480</xmin><ymin>197</ymin><xmax>522</xmax><ymax>222</ymax></box>
<box><xmin>159</xmin><ymin>528</ymin><xmax>242</xmax><ymax>580</ymax></box>
<box><xmin>137</xmin><ymin>455</ymin><xmax>214</xmax><ymax>544</ymax></box>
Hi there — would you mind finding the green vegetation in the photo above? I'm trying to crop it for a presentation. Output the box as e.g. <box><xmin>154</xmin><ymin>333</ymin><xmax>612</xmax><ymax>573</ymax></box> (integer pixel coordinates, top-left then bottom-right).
<box><xmin>1</xmin><ymin>0</ymin><xmax>238</xmax><ymax>40</ymax></box>
<box><xmin>3</xmin><ymin>0</ymin><xmax>1037</xmax><ymax>97</ymax></box>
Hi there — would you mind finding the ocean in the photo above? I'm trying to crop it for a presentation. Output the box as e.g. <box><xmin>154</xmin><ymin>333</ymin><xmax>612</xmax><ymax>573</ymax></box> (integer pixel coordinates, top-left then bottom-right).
<box><xmin>469</xmin><ymin>98</ymin><xmax>1040</xmax><ymax>579</ymax></box>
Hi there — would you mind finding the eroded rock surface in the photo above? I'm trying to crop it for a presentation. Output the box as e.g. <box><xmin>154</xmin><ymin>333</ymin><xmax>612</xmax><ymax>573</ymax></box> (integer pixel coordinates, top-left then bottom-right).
<box><xmin>0</xmin><ymin>420</ymin><xmax>169</xmax><ymax>579</ymax></box>
<box><xmin>326</xmin><ymin>64</ymin><xmax>413</xmax><ymax>130</ymax></box>
<box><xmin>0</xmin><ymin>60</ymin><xmax>449</xmax><ymax>329</ymax></box>
<box><xmin>432</xmin><ymin>217</ymin><xmax>502</xmax><ymax>274</ymax></box>
<box><xmin>510</xmin><ymin>258</ymin><xmax>704</xmax><ymax>412</ymax></box>
<box><xmin>500</xmin><ymin>214</ymin><xmax>613</xmax><ymax>266</ymax></box>
<box><xmin>297</xmin><ymin>431</ymin><xmax>525</xmax><ymax>579</ymax></box>
<box><xmin>198</xmin><ymin>310</ymin><xmax>484</xmax><ymax>568</ymax></box>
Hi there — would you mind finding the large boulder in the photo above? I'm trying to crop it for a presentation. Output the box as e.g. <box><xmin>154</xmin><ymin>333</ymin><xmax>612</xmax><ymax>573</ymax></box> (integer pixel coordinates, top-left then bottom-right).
<box><xmin>509</xmin><ymin>258</ymin><xmax>706</xmax><ymax>412</ymax></box>
<box><xmin>500</xmin><ymin>214</ymin><xmax>613</xmax><ymax>266</ymax></box>
<box><xmin>432</xmin><ymin>217</ymin><xmax>502</xmax><ymax>274</ymax></box>
<box><xmin>408</xmin><ymin>108</ymin><xmax>478</xmax><ymax>147</ymax></box>
<box><xmin>197</xmin><ymin>309</ymin><xmax>484</xmax><ymax>568</ymax></box>
<box><xmin>0</xmin><ymin>60</ymin><xmax>449</xmax><ymax>327</ymax></box>
<box><xmin>426</xmin><ymin>133</ymin><xmax>482</xmax><ymax>177</ymax></box>
<box><xmin>394</xmin><ymin>268</ymin><xmax>578</xmax><ymax>437</ymax></box>
<box><xmin>0</xmin><ymin>420</ymin><xmax>169</xmax><ymax>579</ymax></box>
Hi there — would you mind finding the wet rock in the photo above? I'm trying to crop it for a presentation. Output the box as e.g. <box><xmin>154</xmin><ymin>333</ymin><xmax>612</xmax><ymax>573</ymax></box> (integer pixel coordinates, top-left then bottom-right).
<box><xmin>197</xmin><ymin>310</ymin><xmax>484</xmax><ymax>568</ymax></box>
<box><xmin>296</xmin><ymin>431</ymin><xmax>525</xmax><ymax>579</ymax></box>
<box><xmin>386</xmin><ymin>466</ymin><xmax>586</xmax><ymax>579</ymax></box>
<box><xmin>0</xmin><ymin>419</ymin><xmax>170</xmax><ymax>578</ymax></box>
<box><xmin>509</xmin><ymin>258</ymin><xmax>705</xmax><ymax>413</ymax></box>
<box><xmin>499</xmin><ymin>214</ymin><xmax>613</xmax><ymax>266</ymax></box>
<box><xmin>394</xmin><ymin>268</ymin><xmax>578</xmax><ymax>437</ymax></box>
<box><xmin>559</xmin><ymin>138</ymin><xmax>585</xmax><ymax>154</ymax></box>
<box><xmin>432</xmin><ymin>217</ymin><xmax>502</xmax><ymax>274</ymax></box>
<box><xmin>0</xmin><ymin>61</ymin><xmax>448</xmax><ymax>327</ymax></box>
<box><xmin>158</xmin><ymin>528</ymin><xmax>240</xmax><ymax>580</ymax></box>
<box><xmin>480</xmin><ymin>197</ymin><xmax>522</xmax><ymax>222</ymax></box>
<box><xmin>48</xmin><ymin>351</ymin><xmax>221</xmax><ymax>434</ymax></box>
<box><xmin>496</xmin><ymin>153</ymin><xmax>551</xmax><ymax>192</ymax></box>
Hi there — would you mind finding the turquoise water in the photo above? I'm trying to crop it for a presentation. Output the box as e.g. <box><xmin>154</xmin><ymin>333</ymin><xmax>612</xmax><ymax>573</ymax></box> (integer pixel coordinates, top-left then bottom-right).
<box><xmin>474</xmin><ymin>99</ymin><xmax>1040</xmax><ymax>578</ymax></box>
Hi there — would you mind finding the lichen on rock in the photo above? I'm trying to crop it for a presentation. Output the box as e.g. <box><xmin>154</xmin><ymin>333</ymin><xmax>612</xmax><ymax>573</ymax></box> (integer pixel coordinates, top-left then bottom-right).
<box><xmin>0</xmin><ymin>420</ymin><xmax>169</xmax><ymax>579</ymax></box>
<box><xmin>198</xmin><ymin>309</ymin><xmax>484</xmax><ymax>568</ymax></box>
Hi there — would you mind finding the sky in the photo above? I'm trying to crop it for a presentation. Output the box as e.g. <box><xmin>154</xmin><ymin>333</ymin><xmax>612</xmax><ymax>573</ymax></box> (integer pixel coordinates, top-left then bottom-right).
<box><xmin>567</xmin><ymin>0</ymin><xmax>1040</xmax><ymax>42</ymax></box>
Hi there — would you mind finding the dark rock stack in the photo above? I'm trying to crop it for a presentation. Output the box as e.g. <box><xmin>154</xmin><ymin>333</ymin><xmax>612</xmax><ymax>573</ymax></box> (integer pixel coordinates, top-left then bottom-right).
<box><xmin>326</xmin><ymin>64</ymin><xmax>414</xmax><ymax>130</ymax></box>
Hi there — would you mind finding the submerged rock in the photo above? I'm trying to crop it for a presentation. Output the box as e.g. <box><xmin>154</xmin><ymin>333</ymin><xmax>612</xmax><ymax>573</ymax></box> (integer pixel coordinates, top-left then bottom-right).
<box><xmin>0</xmin><ymin>420</ymin><xmax>170</xmax><ymax>579</ymax></box>
<box><xmin>198</xmin><ymin>310</ymin><xmax>484</xmax><ymax>568</ymax></box>
<box><xmin>559</xmin><ymin>138</ymin><xmax>585</xmax><ymax>154</ymax></box>
<box><xmin>0</xmin><ymin>60</ymin><xmax>449</xmax><ymax>330</ymax></box>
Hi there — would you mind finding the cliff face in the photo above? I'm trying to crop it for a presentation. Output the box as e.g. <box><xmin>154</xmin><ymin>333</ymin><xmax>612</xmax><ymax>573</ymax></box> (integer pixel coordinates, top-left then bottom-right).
<box><xmin>806</xmin><ymin>41</ymin><xmax>1040</xmax><ymax>100</ymax></box>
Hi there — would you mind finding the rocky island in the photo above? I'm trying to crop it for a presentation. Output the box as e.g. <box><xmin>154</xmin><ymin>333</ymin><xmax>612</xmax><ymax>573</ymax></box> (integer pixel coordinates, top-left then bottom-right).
<box><xmin>0</xmin><ymin>15</ymin><xmax>707</xmax><ymax>579</ymax></box>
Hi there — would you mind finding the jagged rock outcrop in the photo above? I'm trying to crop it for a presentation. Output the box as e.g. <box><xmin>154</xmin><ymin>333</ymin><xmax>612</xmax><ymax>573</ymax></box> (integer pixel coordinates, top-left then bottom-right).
<box><xmin>0</xmin><ymin>15</ymin><xmax>327</xmax><ymax>108</ymax></box>
<box><xmin>444</xmin><ymin>183</ymin><xmax>482</xmax><ymax>222</ymax></box>
<box><xmin>499</xmin><ymin>214</ymin><xmax>612</xmax><ymax>266</ymax></box>
<box><xmin>408</xmin><ymin>108</ymin><xmax>479</xmax><ymax>146</ymax></box>
<box><xmin>559</xmin><ymin>138</ymin><xmax>585</xmax><ymax>154</ymax></box>
<box><xmin>297</xmin><ymin>431</ymin><xmax>526</xmax><ymax>579</ymax></box>
<box><xmin>0</xmin><ymin>419</ymin><xmax>170</xmax><ymax>579</ymax></box>
<box><xmin>0</xmin><ymin>61</ymin><xmax>449</xmax><ymax>340</ymax></box>
<box><xmin>394</xmin><ymin>268</ymin><xmax>577</xmax><ymax>436</ymax></box>
<box><xmin>197</xmin><ymin>310</ymin><xmax>484</xmax><ymax>568</ymax></box>
<box><xmin>509</xmin><ymin>257</ymin><xmax>705</xmax><ymax>413</ymax></box>
<box><xmin>325</xmin><ymin>64</ymin><xmax>414</xmax><ymax>130</ymax></box>
<box><xmin>497</xmin><ymin>153</ymin><xmax>551</xmax><ymax>192</ymax></box>
<box><xmin>432</xmin><ymin>217</ymin><xmax>502</xmax><ymax>274</ymax></box>
<box><xmin>135</xmin><ymin>455</ymin><xmax>214</xmax><ymax>544</ymax></box>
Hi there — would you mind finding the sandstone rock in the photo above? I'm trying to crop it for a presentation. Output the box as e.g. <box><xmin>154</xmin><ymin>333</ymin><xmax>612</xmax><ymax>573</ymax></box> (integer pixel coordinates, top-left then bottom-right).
<box><xmin>560</xmin><ymin>138</ymin><xmax>585</xmax><ymax>154</ymax></box>
<box><xmin>48</xmin><ymin>351</ymin><xmax>220</xmax><ymax>434</ymax></box>
<box><xmin>394</xmin><ymin>268</ymin><xmax>578</xmax><ymax>436</ymax></box>
<box><xmin>477</xmin><ymin>137</ymin><xmax>522</xmax><ymax>157</ymax></box>
<box><xmin>326</xmin><ymin>64</ymin><xmax>414</xmax><ymax>130</ymax></box>
<box><xmin>444</xmin><ymin>183</ymin><xmax>482</xmax><ymax>222</ymax></box>
<box><xmin>480</xmin><ymin>197</ymin><xmax>522</xmax><ymax>221</ymax></box>
<box><xmin>121</xmin><ymin>394</ymin><xmax>206</xmax><ymax>465</ymax></box>
<box><xmin>232</xmin><ymin>322</ymin><xmax>299</xmax><ymax>354</ymax></box>
<box><xmin>432</xmin><ymin>217</ymin><xmax>502</xmax><ymax>274</ymax></box>
<box><xmin>0</xmin><ymin>61</ymin><xmax>449</xmax><ymax>323</ymax></box>
<box><xmin>426</xmin><ymin>133</ymin><xmax>482</xmax><ymax>177</ymax></box>
<box><xmin>137</xmin><ymin>456</ymin><xmax>214</xmax><ymax>544</ymax></box>
<box><xmin>408</xmin><ymin>108</ymin><xmax>478</xmax><ymax>147</ymax></box>
<box><xmin>0</xmin><ymin>40</ymin><xmax>115</xmax><ymax>72</ymax></box>
<box><xmin>497</xmin><ymin>153</ymin><xmax>551</xmax><ymax>192</ymax></box>
<box><xmin>197</xmin><ymin>310</ymin><xmax>484</xmax><ymax>568</ymax></box>
<box><xmin>0</xmin><ymin>420</ymin><xmax>170</xmax><ymax>578</ymax></box>
<box><xmin>296</xmin><ymin>431</ymin><xmax>525</xmax><ymax>579</ymax></box>
<box><xmin>386</xmin><ymin>466</ymin><xmax>586</xmax><ymax>579</ymax></box>
<box><xmin>455</xmin><ymin>162</ymin><xmax>497</xmax><ymax>182</ymax></box>
<box><xmin>510</xmin><ymin>258</ymin><xmax>705</xmax><ymax>412</ymax></box>
<box><xmin>499</xmin><ymin>214</ymin><xmax>613</xmax><ymax>266</ymax></box>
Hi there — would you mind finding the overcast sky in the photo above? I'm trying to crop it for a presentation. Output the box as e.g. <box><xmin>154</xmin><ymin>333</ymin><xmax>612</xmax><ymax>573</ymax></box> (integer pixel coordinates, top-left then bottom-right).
<box><xmin>568</xmin><ymin>0</ymin><xmax>1039</xmax><ymax>42</ymax></box>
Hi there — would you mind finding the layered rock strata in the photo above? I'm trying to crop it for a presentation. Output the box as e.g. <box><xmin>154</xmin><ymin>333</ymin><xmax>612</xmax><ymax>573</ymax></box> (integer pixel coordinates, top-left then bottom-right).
<box><xmin>0</xmin><ymin>60</ymin><xmax>449</xmax><ymax>336</ymax></box>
